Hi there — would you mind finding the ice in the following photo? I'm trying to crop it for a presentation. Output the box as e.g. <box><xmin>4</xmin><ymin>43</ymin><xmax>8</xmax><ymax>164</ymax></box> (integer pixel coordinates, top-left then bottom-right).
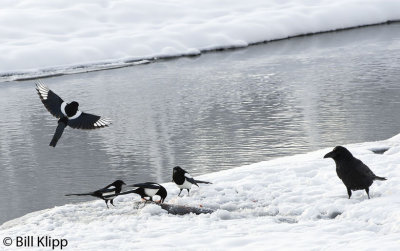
<box><xmin>1</xmin><ymin>0</ymin><xmax>400</xmax><ymax>81</ymax></box>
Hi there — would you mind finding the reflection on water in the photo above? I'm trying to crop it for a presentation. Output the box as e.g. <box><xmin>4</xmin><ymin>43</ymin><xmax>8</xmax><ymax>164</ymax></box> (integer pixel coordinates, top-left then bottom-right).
<box><xmin>1</xmin><ymin>23</ymin><xmax>400</xmax><ymax>224</ymax></box>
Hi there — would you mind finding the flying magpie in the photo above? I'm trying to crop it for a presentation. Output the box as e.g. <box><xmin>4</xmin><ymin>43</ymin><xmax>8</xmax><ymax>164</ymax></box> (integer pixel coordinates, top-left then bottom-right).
<box><xmin>65</xmin><ymin>180</ymin><xmax>126</xmax><ymax>208</ymax></box>
<box><xmin>172</xmin><ymin>166</ymin><xmax>212</xmax><ymax>196</ymax></box>
<box><xmin>324</xmin><ymin>146</ymin><xmax>387</xmax><ymax>199</ymax></box>
<box><xmin>35</xmin><ymin>81</ymin><xmax>111</xmax><ymax>147</ymax></box>
<box><xmin>118</xmin><ymin>182</ymin><xmax>167</xmax><ymax>203</ymax></box>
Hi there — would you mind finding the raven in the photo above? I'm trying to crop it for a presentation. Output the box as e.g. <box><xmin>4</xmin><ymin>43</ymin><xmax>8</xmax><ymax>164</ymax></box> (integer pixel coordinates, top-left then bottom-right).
<box><xmin>324</xmin><ymin>146</ymin><xmax>386</xmax><ymax>199</ymax></box>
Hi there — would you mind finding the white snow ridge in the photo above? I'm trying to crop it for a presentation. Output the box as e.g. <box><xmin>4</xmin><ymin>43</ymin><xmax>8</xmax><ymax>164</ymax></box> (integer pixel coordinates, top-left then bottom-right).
<box><xmin>1</xmin><ymin>0</ymin><xmax>400</xmax><ymax>81</ymax></box>
<box><xmin>1</xmin><ymin>135</ymin><xmax>400</xmax><ymax>250</ymax></box>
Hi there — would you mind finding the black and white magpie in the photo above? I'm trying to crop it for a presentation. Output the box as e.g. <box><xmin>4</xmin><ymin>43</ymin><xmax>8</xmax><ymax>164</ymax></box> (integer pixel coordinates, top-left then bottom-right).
<box><xmin>118</xmin><ymin>182</ymin><xmax>167</xmax><ymax>203</ymax></box>
<box><xmin>172</xmin><ymin>166</ymin><xmax>212</xmax><ymax>196</ymax></box>
<box><xmin>65</xmin><ymin>180</ymin><xmax>126</xmax><ymax>208</ymax></box>
<box><xmin>35</xmin><ymin>81</ymin><xmax>111</xmax><ymax>147</ymax></box>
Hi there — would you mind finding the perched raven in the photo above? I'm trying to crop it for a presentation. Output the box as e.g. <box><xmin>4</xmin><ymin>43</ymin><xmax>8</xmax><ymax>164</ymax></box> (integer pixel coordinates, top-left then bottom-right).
<box><xmin>324</xmin><ymin>146</ymin><xmax>386</xmax><ymax>199</ymax></box>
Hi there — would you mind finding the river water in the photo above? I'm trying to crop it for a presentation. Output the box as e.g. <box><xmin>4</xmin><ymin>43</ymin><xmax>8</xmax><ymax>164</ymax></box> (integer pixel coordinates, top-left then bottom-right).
<box><xmin>1</xmin><ymin>23</ymin><xmax>400</xmax><ymax>224</ymax></box>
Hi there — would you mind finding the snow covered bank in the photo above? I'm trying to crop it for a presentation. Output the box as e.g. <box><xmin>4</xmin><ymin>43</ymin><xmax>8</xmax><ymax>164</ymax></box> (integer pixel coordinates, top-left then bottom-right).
<box><xmin>1</xmin><ymin>0</ymin><xmax>400</xmax><ymax>82</ymax></box>
<box><xmin>1</xmin><ymin>136</ymin><xmax>400</xmax><ymax>250</ymax></box>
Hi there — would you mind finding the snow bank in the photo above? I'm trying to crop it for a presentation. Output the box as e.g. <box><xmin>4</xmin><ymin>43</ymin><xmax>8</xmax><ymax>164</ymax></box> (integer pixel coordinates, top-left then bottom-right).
<box><xmin>1</xmin><ymin>0</ymin><xmax>400</xmax><ymax>81</ymax></box>
<box><xmin>1</xmin><ymin>136</ymin><xmax>399</xmax><ymax>250</ymax></box>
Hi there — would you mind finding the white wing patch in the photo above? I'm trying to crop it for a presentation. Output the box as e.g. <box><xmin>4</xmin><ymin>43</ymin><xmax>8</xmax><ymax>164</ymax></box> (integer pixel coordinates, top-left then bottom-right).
<box><xmin>184</xmin><ymin>173</ymin><xmax>193</xmax><ymax>179</ymax></box>
<box><xmin>102</xmin><ymin>191</ymin><xmax>115</xmax><ymax>197</ymax></box>
<box><xmin>102</xmin><ymin>186</ymin><xmax>116</xmax><ymax>199</ymax></box>
<box><xmin>94</xmin><ymin>118</ymin><xmax>112</xmax><ymax>128</ymax></box>
<box><xmin>36</xmin><ymin>81</ymin><xmax>49</xmax><ymax>100</ymax></box>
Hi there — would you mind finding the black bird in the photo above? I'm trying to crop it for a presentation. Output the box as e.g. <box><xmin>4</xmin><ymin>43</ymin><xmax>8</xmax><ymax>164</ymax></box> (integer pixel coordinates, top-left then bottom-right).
<box><xmin>35</xmin><ymin>81</ymin><xmax>111</xmax><ymax>147</ymax></box>
<box><xmin>118</xmin><ymin>182</ymin><xmax>167</xmax><ymax>203</ymax></box>
<box><xmin>172</xmin><ymin>166</ymin><xmax>212</xmax><ymax>196</ymax></box>
<box><xmin>65</xmin><ymin>180</ymin><xmax>126</xmax><ymax>208</ymax></box>
<box><xmin>324</xmin><ymin>146</ymin><xmax>387</xmax><ymax>199</ymax></box>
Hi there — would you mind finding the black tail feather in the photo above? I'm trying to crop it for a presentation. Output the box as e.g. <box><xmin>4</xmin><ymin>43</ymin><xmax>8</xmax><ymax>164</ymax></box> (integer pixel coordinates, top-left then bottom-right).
<box><xmin>194</xmin><ymin>179</ymin><xmax>212</xmax><ymax>184</ymax></box>
<box><xmin>50</xmin><ymin>121</ymin><xmax>67</xmax><ymax>147</ymax></box>
<box><xmin>374</xmin><ymin>176</ymin><xmax>387</xmax><ymax>181</ymax></box>
<box><xmin>115</xmin><ymin>189</ymin><xmax>140</xmax><ymax>196</ymax></box>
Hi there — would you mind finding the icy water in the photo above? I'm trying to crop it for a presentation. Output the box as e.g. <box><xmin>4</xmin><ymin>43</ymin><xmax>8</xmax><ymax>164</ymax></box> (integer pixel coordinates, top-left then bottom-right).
<box><xmin>1</xmin><ymin>23</ymin><xmax>400</xmax><ymax>224</ymax></box>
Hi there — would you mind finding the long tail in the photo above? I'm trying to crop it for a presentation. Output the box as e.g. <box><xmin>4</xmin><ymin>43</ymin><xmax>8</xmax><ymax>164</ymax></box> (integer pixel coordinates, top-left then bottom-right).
<box><xmin>194</xmin><ymin>179</ymin><xmax>212</xmax><ymax>184</ymax></box>
<box><xmin>114</xmin><ymin>189</ymin><xmax>140</xmax><ymax>196</ymax></box>
<box><xmin>374</xmin><ymin>176</ymin><xmax>387</xmax><ymax>181</ymax></box>
<box><xmin>50</xmin><ymin>121</ymin><xmax>67</xmax><ymax>147</ymax></box>
<box><xmin>65</xmin><ymin>193</ymin><xmax>94</xmax><ymax>196</ymax></box>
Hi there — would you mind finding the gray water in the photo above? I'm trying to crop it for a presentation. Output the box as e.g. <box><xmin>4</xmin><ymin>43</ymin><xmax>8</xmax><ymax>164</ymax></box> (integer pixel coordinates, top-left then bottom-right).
<box><xmin>1</xmin><ymin>23</ymin><xmax>400</xmax><ymax>224</ymax></box>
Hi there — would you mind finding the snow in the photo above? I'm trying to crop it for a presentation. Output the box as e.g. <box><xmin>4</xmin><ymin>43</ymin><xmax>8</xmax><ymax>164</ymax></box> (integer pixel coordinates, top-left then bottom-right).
<box><xmin>1</xmin><ymin>1</ymin><xmax>400</xmax><ymax>249</ymax></box>
<box><xmin>1</xmin><ymin>136</ymin><xmax>400</xmax><ymax>250</ymax></box>
<box><xmin>1</xmin><ymin>0</ymin><xmax>400</xmax><ymax>81</ymax></box>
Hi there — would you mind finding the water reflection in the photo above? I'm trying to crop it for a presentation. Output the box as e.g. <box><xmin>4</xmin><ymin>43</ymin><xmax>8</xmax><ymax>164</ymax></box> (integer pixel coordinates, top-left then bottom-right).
<box><xmin>1</xmin><ymin>23</ymin><xmax>400</xmax><ymax>223</ymax></box>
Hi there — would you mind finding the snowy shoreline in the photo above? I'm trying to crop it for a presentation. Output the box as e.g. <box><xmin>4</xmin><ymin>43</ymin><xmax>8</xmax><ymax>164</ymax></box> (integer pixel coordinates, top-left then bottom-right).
<box><xmin>1</xmin><ymin>135</ymin><xmax>399</xmax><ymax>250</ymax></box>
<box><xmin>2</xmin><ymin>0</ymin><xmax>400</xmax><ymax>82</ymax></box>
<box><xmin>2</xmin><ymin>20</ymin><xmax>398</xmax><ymax>83</ymax></box>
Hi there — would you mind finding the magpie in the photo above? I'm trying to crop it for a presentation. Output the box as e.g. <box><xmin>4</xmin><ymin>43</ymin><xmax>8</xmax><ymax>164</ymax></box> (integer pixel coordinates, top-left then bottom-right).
<box><xmin>172</xmin><ymin>166</ymin><xmax>212</xmax><ymax>196</ymax></box>
<box><xmin>324</xmin><ymin>146</ymin><xmax>387</xmax><ymax>199</ymax></box>
<box><xmin>35</xmin><ymin>81</ymin><xmax>111</xmax><ymax>147</ymax></box>
<box><xmin>118</xmin><ymin>182</ymin><xmax>167</xmax><ymax>203</ymax></box>
<box><xmin>65</xmin><ymin>180</ymin><xmax>126</xmax><ymax>208</ymax></box>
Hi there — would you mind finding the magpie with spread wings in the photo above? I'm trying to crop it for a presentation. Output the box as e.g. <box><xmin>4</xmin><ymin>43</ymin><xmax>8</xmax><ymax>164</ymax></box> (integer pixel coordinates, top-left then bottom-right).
<box><xmin>35</xmin><ymin>81</ymin><xmax>111</xmax><ymax>147</ymax></box>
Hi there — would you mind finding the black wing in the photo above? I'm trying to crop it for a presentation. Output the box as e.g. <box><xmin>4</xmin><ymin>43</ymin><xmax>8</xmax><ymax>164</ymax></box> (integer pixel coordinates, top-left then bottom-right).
<box><xmin>97</xmin><ymin>184</ymin><xmax>117</xmax><ymax>193</ymax></box>
<box><xmin>353</xmin><ymin>158</ymin><xmax>376</xmax><ymax>178</ymax></box>
<box><xmin>95</xmin><ymin>186</ymin><xmax>117</xmax><ymax>199</ymax></box>
<box><xmin>67</xmin><ymin>112</ymin><xmax>111</xmax><ymax>129</ymax></box>
<box><xmin>36</xmin><ymin>81</ymin><xmax>64</xmax><ymax>118</ymax></box>
<box><xmin>184</xmin><ymin>173</ymin><xmax>199</xmax><ymax>187</ymax></box>
<box><xmin>130</xmin><ymin>182</ymin><xmax>161</xmax><ymax>189</ymax></box>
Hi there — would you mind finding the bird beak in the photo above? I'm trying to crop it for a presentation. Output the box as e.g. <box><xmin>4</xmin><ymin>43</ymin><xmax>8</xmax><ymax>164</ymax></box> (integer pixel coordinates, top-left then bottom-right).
<box><xmin>324</xmin><ymin>151</ymin><xmax>333</xmax><ymax>159</ymax></box>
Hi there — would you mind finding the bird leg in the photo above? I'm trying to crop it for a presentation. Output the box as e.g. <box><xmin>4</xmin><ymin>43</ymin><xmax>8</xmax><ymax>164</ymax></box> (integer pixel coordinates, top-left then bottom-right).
<box><xmin>105</xmin><ymin>200</ymin><xmax>109</xmax><ymax>209</ymax></box>
<box><xmin>365</xmin><ymin>187</ymin><xmax>370</xmax><ymax>199</ymax></box>
<box><xmin>178</xmin><ymin>189</ymin><xmax>183</xmax><ymax>197</ymax></box>
<box><xmin>110</xmin><ymin>199</ymin><xmax>115</xmax><ymax>207</ymax></box>
<box><xmin>347</xmin><ymin>187</ymin><xmax>352</xmax><ymax>199</ymax></box>
<box><xmin>187</xmin><ymin>189</ymin><xmax>190</xmax><ymax>196</ymax></box>
<box><xmin>142</xmin><ymin>198</ymin><xmax>149</xmax><ymax>205</ymax></box>
<box><xmin>142</xmin><ymin>197</ymin><xmax>152</xmax><ymax>205</ymax></box>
